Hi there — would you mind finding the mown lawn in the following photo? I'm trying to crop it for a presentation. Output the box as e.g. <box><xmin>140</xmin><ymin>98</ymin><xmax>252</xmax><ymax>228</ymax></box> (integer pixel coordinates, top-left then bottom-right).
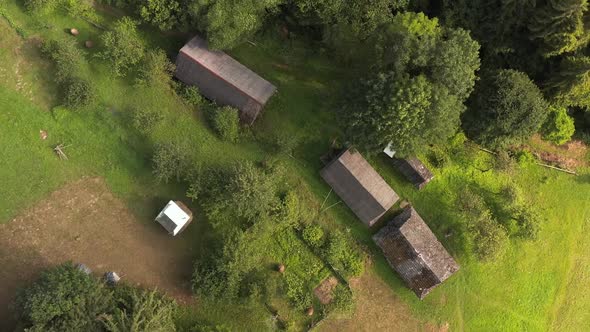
<box><xmin>1</xmin><ymin>1</ymin><xmax>590</xmax><ymax>331</ymax></box>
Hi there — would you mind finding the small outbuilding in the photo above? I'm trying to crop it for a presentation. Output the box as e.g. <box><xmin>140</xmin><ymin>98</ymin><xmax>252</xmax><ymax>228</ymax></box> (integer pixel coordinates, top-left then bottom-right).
<box><xmin>155</xmin><ymin>201</ymin><xmax>193</xmax><ymax>236</ymax></box>
<box><xmin>373</xmin><ymin>206</ymin><xmax>459</xmax><ymax>299</ymax></box>
<box><xmin>320</xmin><ymin>149</ymin><xmax>399</xmax><ymax>227</ymax></box>
<box><xmin>391</xmin><ymin>157</ymin><xmax>434</xmax><ymax>190</ymax></box>
<box><xmin>175</xmin><ymin>35</ymin><xmax>277</xmax><ymax>125</ymax></box>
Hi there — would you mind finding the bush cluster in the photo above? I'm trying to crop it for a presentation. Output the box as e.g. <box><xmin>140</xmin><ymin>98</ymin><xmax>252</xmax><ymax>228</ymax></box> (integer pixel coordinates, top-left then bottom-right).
<box><xmin>16</xmin><ymin>263</ymin><xmax>177</xmax><ymax>332</ymax></box>
<box><xmin>457</xmin><ymin>183</ymin><xmax>544</xmax><ymax>261</ymax></box>
<box><xmin>542</xmin><ymin>106</ymin><xmax>575</xmax><ymax>145</ymax></box>
<box><xmin>178</xmin><ymin>85</ymin><xmax>205</xmax><ymax>107</ymax></box>
<box><xmin>41</xmin><ymin>39</ymin><xmax>95</xmax><ymax>109</ymax></box>
<box><xmin>132</xmin><ymin>105</ymin><xmax>164</xmax><ymax>134</ymax></box>
<box><xmin>152</xmin><ymin>142</ymin><xmax>192</xmax><ymax>183</ymax></box>
<box><xmin>300</xmin><ymin>224</ymin><xmax>364</xmax><ymax>279</ymax></box>
<box><xmin>212</xmin><ymin>106</ymin><xmax>240</xmax><ymax>142</ymax></box>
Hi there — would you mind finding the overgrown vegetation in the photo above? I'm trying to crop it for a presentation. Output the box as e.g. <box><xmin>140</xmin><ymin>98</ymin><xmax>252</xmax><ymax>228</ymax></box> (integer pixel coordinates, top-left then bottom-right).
<box><xmin>41</xmin><ymin>38</ymin><xmax>95</xmax><ymax>108</ymax></box>
<box><xmin>15</xmin><ymin>263</ymin><xmax>177</xmax><ymax>332</ymax></box>
<box><xmin>1</xmin><ymin>0</ymin><xmax>589</xmax><ymax>330</ymax></box>
<box><xmin>211</xmin><ymin>106</ymin><xmax>240</xmax><ymax>142</ymax></box>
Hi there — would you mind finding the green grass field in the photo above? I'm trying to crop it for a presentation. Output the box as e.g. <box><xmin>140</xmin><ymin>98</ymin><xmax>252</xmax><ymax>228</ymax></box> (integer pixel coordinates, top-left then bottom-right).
<box><xmin>1</xmin><ymin>1</ymin><xmax>590</xmax><ymax>331</ymax></box>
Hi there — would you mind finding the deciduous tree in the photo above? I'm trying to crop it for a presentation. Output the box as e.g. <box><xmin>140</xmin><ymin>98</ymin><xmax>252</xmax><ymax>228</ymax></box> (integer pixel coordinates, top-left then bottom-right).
<box><xmin>465</xmin><ymin>69</ymin><xmax>549</xmax><ymax>148</ymax></box>
<box><xmin>98</xmin><ymin>17</ymin><xmax>145</xmax><ymax>76</ymax></box>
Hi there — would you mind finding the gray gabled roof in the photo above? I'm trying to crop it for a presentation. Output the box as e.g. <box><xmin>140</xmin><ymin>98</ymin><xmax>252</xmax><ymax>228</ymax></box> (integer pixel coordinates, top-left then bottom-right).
<box><xmin>392</xmin><ymin>157</ymin><xmax>434</xmax><ymax>190</ymax></box>
<box><xmin>178</xmin><ymin>36</ymin><xmax>276</xmax><ymax>105</ymax></box>
<box><xmin>373</xmin><ymin>206</ymin><xmax>459</xmax><ymax>299</ymax></box>
<box><xmin>320</xmin><ymin>149</ymin><xmax>399</xmax><ymax>226</ymax></box>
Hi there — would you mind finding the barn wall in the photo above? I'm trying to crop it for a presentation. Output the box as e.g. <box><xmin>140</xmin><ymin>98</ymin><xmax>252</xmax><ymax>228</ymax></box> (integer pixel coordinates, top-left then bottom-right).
<box><xmin>175</xmin><ymin>53</ymin><xmax>262</xmax><ymax>124</ymax></box>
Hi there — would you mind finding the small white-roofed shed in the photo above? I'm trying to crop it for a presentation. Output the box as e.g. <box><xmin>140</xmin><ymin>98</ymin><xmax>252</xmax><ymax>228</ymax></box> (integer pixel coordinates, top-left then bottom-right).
<box><xmin>155</xmin><ymin>201</ymin><xmax>194</xmax><ymax>236</ymax></box>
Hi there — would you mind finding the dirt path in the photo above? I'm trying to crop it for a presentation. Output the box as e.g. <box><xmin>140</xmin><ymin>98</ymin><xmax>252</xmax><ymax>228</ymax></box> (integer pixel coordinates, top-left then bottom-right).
<box><xmin>0</xmin><ymin>177</ymin><xmax>195</xmax><ymax>330</ymax></box>
<box><xmin>318</xmin><ymin>269</ymin><xmax>426</xmax><ymax>332</ymax></box>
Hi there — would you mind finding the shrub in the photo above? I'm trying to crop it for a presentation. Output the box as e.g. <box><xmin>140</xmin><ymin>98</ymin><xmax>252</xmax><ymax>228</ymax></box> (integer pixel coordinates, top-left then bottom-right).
<box><xmin>542</xmin><ymin>106</ymin><xmax>575</xmax><ymax>145</ymax></box>
<box><xmin>98</xmin><ymin>17</ymin><xmax>145</xmax><ymax>76</ymax></box>
<box><xmin>41</xmin><ymin>38</ymin><xmax>83</xmax><ymax>84</ymax></box>
<box><xmin>132</xmin><ymin>106</ymin><xmax>164</xmax><ymax>134</ymax></box>
<box><xmin>428</xmin><ymin>146</ymin><xmax>449</xmax><ymax>168</ymax></box>
<box><xmin>100</xmin><ymin>286</ymin><xmax>177</xmax><ymax>332</ymax></box>
<box><xmin>191</xmin><ymin>257</ymin><xmax>228</xmax><ymax>299</ymax></box>
<box><xmin>152</xmin><ymin>142</ymin><xmax>191</xmax><ymax>183</ymax></box>
<box><xmin>63</xmin><ymin>76</ymin><xmax>94</xmax><ymax>108</ymax></box>
<box><xmin>494</xmin><ymin>150</ymin><xmax>516</xmax><ymax>173</ymax></box>
<box><xmin>469</xmin><ymin>212</ymin><xmax>509</xmax><ymax>261</ymax></box>
<box><xmin>327</xmin><ymin>284</ymin><xmax>354</xmax><ymax>314</ymax></box>
<box><xmin>51</xmin><ymin>106</ymin><xmax>70</xmax><ymax>121</ymax></box>
<box><xmin>61</xmin><ymin>0</ymin><xmax>96</xmax><ymax>19</ymax></box>
<box><xmin>457</xmin><ymin>187</ymin><xmax>509</xmax><ymax>261</ymax></box>
<box><xmin>190</xmin><ymin>323</ymin><xmax>232</xmax><ymax>332</ymax></box>
<box><xmin>516</xmin><ymin>150</ymin><xmax>536</xmax><ymax>167</ymax></box>
<box><xmin>137</xmin><ymin>49</ymin><xmax>175</xmax><ymax>88</ymax></box>
<box><xmin>512</xmin><ymin>206</ymin><xmax>543</xmax><ymax>240</ymax></box>
<box><xmin>179</xmin><ymin>85</ymin><xmax>205</xmax><ymax>107</ymax></box>
<box><xmin>302</xmin><ymin>224</ymin><xmax>325</xmax><ymax>248</ymax></box>
<box><xmin>212</xmin><ymin>106</ymin><xmax>240</xmax><ymax>142</ymax></box>
<box><xmin>284</xmin><ymin>274</ymin><xmax>312</xmax><ymax>309</ymax></box>
<box><xmin>24</xmin><ymin>0</ymin><xmax>59</xmax><ymax>13</ymax></box>
<box><xmin>269</xmin><ymin>130</ymin><xmax>301</xmax><ymax>154</ymax></box>
<box><xmin>16</xmin><ymin>262</ymin><xmax>114</xmax><ymax>332</ymax></box>
<box><xmin>139</xmin><ymin>0</ymin><xmax>181</xmax><ymax>31</ymax></box>
<box><xmin>325</xmin><ymin>231</ymin><xmax>364</xmax><ymax>278</ymax></box>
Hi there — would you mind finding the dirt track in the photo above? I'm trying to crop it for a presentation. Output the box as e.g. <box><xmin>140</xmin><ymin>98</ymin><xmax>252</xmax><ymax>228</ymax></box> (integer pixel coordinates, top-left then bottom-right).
<box><xmin>0</xmin><ymin>177</ymin><xmax>195</xmax><ymax>330</ymax></box>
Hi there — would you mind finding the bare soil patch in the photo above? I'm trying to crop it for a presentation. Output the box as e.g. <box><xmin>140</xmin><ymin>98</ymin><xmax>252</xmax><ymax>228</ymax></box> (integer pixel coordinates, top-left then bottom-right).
<box><xmin>314</xmin><ymin>276</ymin><xmax>338</xmax><ymax>305</ymax></box>
<box><xmin>528</xmin><ymin>135</ymin><xmax>588</xmax><ymax>169</ymax></box>
<box><xmin>0</xmin><ymin>177</ymin><xmax>195</xmax><ymax>330</ymax></box>
<box><xmin>318</xmin><ymin>270</ymin><xmax>424</xmax><ymax>332</ymax></box>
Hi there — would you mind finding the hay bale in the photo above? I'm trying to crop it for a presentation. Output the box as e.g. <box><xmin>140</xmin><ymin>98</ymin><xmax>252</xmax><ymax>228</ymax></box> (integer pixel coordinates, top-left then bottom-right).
<box><xmin>305</xmin><ymin>306</ymin><xmax>314</xmax><ymax>316</ymax></box>
<box><xmin>85</xmin><ymin>40</ymin><xmax>94</xmax><ymax>48</ymax></box>
<box><xmin>277</xmin><ymin>263</ymin><xmax>285</xmax><ymax>273</ymax></box>
<box><xmin>70</xmin><ymin>28</ymin><xmax>79</xmax><ymax>36</ymax></box>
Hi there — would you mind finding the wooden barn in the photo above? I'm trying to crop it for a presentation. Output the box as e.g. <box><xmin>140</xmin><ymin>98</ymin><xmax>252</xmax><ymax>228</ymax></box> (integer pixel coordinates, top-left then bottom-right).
<box><xmin>320</xmin><ymin>149</ymin><xmax>399</xmax><ymax>227</ymax></box>
<box><xmin>391</xmin><ymin>157</ymin><xmax>434</xmax><ymax>190</ymax></box>
<box><xmin>175</xmin><ymin>36</ymin><xmax>277</xmax><ymax>124</ymax></box>
<box><xmin>373</xmin><ymin>206</ymin><xmax>459</xmax><ymax>299</ymax></box>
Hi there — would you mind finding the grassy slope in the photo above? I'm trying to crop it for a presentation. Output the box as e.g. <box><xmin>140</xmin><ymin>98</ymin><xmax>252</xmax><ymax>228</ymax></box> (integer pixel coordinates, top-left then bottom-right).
<box><xmin>233</xmin><ymin>31</ymin><xmax>590</xmax><ymax>332</ymax></box>
<box><xmin>1</xmin><ymin>1</ymin><xmax>590</xmax><ymax>330</ymax></box>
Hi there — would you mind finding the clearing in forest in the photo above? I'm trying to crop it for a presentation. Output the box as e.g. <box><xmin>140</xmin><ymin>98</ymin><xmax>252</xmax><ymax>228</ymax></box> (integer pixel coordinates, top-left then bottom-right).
<box><xmin>0</xmin><ymin>177</ymin><xmax>195</xmax><ymax>330</ymax></box>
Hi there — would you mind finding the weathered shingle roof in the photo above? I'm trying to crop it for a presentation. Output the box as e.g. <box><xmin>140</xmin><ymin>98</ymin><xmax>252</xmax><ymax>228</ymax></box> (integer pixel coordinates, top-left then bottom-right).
<box><xmin>373</xmin><ymin>206</ymin><xmax>459</xmax><ymax>299</ymax></box>
<box><xmin>392</xmin><ymin>157</ymin><xmax>434</xmax><ymax>190</ymax></box>
<box><xmin>178</xmin><ymin>36</ymin><xmax>276</xmax><ymax>105</ymax></box>
<box><xmin>320</xmin><ymin>149</ymin><xmax>399</xmax><ymax>226</ymax></box>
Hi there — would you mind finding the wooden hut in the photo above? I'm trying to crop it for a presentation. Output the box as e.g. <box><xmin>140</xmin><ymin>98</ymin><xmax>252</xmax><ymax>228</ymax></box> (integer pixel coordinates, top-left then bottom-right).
<box><xmin>155</xmin><ymin>201</ymin><xmax>193</xmax><ymax>236</ymax></box>
<box><xmin>391</xmin><ymin>157</ymin><xmax>434</xmax><ymax>190</ymax></box>
<box><xmin>373</xmin><ymin>206</ymin><xmax>459</xmax><ymax>299</ymax></box>
<box><xmin>320</xmin><ymin>149</ymin><xmax>399</xmax><ymax>227</ymax></box>
<box><xmin>175</xmin><ymin>36</ymin><xmax>277</xmax><ymax>124</ymax></box>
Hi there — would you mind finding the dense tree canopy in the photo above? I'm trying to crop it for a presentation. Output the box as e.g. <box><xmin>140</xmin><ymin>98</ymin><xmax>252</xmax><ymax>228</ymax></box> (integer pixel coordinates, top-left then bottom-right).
<box><xmin>16</xmin><ymin>263</ymin><xmax>114</xmax><ymax>332</ymax></box>
<box><xmin>344</xmin><ymin>73</ymin><xmax>432</xmax><ymax>156</ymax></box>
<box><xmin>465</xmin><ymin>69</ymin><xmax>549</xmax><ymax>148</ymax></box>
<box><xmin>189</xmin><ymin>0</ymin><xmax>283</xmax><ymax>49</ymax></box>
<box><xmin>528</xmin><ymin>0</ymin><xmax>590</xmax><ymax>57</ymax></box>
<box><xmin>343</xmin><ymin>12</ymin><xmax>480</xmax><ymax>156</ymax></box>
<box><xmin>546</xmin><ymin>56</ymin><xmax>590</xmax><ymax>108</ymax></box>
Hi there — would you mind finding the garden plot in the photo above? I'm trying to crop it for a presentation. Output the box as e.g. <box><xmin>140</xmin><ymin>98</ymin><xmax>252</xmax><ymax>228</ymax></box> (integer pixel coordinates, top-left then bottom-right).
<box><xmin>0</xmin><ymin>177</ymin><xmax>195</xmax><ymax>330</ymax></box>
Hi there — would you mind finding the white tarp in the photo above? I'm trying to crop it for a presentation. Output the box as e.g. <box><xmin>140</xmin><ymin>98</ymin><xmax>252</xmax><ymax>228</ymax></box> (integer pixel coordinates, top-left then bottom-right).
<box><xmin>155</xmin><ymin>201</ymin><xmax>191</xmax><ymax>236</ymax></box>
<box><xmin>383</xmin><ymin>142</ymin><xmax>396</xmax><ymax>158</ymax></box>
